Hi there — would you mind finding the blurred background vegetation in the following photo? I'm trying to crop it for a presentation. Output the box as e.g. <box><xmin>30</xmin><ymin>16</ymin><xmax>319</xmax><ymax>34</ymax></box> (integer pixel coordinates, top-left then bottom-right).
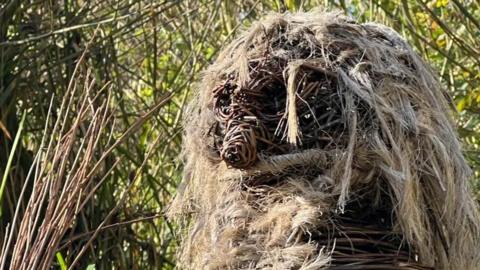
<box><xmin>0</xmin><ymin>0</ymin><xmax>479</xmax><ymax>269</ymax></box>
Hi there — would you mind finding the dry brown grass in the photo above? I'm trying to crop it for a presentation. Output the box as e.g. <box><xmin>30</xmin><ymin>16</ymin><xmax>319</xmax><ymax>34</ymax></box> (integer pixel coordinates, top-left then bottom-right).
<box><xmin>169</xmin><ymin>10</ymin><xmax>480</xmax><ymax>270</ymax></box>
<box><xmin>0</xmin><ymin>47</ymin><xmax>172</xmax><ymax>270</ymax></box>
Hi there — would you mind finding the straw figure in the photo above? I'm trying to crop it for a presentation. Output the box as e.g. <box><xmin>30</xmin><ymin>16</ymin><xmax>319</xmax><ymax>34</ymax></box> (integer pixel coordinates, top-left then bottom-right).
<box><xmin>168</xmin><ymin>10</ymin><xmax>480</xmax><ymax>269</ymax></box>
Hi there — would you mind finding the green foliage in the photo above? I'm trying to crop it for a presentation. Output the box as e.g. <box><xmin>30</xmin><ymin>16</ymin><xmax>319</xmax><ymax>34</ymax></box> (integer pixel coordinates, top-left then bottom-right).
<box><xmin>0</xmin><ymin>0</ymin><xmax>478</xmax><ymax>268</ymax></box>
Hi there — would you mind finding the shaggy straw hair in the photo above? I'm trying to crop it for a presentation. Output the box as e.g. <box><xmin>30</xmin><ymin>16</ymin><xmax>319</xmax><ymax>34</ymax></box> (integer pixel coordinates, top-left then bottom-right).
<box><xmin>169</xmin><ymin>10</ymin><xmax>480</xmax><ymax>269</ymax></box>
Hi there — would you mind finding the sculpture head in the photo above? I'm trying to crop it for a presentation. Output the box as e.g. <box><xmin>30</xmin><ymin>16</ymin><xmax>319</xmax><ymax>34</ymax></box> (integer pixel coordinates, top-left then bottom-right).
<box><xmin>170</xmin><ymin>10</ymin><xmax>480</xmax><ymax>269</ymax></box>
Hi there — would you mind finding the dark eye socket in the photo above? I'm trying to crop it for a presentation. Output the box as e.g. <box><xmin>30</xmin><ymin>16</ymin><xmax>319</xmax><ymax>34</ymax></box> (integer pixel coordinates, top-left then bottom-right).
<box><xmin>208</xmin><ymin>61</ymin><xmax>348</xmax><ymax>168</ymax></box>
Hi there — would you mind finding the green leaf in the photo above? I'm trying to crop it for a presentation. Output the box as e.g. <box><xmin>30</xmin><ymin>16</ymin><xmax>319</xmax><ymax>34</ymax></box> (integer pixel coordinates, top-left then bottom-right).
<box><xmin>436</xmin><ymin>0</ymin><xmax>449</xmax><ymax>8</ymax></box>
<box><xmin>0</xmin><ymin>111</ymin><xmax>26</xmax><ymax>217</ymax></box>
<box><xmin>55</xmin><ymin>252</ymin><xmax>67</xmax><ymax>270</ymax></box>
<box><xmin>285</xmin><ymin>0</ymin><xmax>299</xmax><ymax>11</ymax></box>
<box><xmin>457</xmin><ymin>98</ymin><xmax>466</xmax><ymax>112</ymax></box>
